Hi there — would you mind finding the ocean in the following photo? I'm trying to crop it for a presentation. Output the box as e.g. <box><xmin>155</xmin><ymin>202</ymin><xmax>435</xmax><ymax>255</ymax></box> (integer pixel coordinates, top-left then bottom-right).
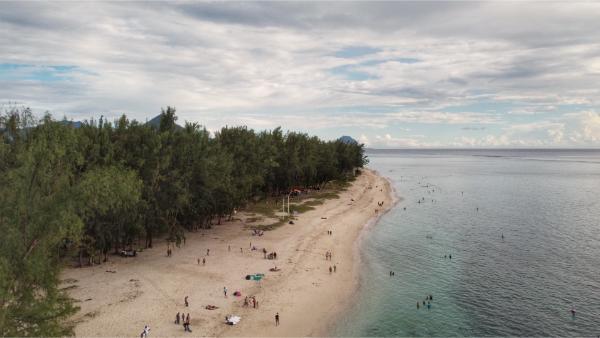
<box><xmin>334</xmin><ymin>149</ymin><xmax>600</xmax><ymax>337</ymax></box>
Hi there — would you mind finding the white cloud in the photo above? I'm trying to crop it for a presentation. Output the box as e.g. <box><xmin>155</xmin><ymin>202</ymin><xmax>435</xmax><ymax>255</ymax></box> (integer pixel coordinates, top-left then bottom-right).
<box><xmin>1</xmin><ymin>2</ymin><xmax>600</xmax><ymax>147</ymax></box>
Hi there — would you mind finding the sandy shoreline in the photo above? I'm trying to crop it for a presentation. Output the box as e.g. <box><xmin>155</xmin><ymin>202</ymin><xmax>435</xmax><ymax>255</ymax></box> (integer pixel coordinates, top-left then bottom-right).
<box><xmin>63</xmin><ymin>169</ymin><xmax>394</xmax><ymax>337</ymax></box>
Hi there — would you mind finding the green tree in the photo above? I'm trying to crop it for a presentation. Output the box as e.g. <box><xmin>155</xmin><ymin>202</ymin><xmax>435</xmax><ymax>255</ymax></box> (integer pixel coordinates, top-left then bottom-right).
<box><xmin>0</xmin><ymin>118</ymin><xmax>82</xmax><ymax>336</ymax></box>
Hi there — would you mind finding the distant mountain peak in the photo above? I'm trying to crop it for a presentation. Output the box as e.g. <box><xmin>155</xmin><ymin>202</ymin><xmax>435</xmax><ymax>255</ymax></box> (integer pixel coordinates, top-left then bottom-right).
<box><xmin>338</xmin><ymin>135</ymin><xmax>358</xmax><ymax>144</ymax></box>
<box><xmin>146</xmin><ymin>114</ymin><xmax>183</xmax><ymax>130</ymax></box>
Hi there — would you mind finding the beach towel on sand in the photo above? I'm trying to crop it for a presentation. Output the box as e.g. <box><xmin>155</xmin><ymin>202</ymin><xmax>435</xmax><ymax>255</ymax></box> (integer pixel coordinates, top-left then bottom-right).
<box><xmin>226</xmin><ymin>316</ymin><xmax>241</xmax><ymax>325</ymax></box>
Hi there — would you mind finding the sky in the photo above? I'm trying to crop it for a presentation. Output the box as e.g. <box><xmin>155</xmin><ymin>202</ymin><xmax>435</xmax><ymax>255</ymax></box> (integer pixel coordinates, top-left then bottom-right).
<box><xmin>1</xmin><ymin>1</ymin><xmax>600</xmax><ymax>148</ymax></box>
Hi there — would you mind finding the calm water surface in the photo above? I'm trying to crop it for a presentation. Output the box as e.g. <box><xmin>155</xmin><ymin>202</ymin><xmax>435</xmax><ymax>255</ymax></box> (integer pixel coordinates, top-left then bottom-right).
<box><xmin>334</xmin><ymin>149</ymin><xmax>600</xmax><ymax>336</ymax></box>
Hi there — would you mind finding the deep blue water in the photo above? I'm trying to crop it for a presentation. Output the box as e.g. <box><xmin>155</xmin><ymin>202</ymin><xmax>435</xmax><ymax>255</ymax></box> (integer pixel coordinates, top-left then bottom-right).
<box><xmin>334</xmin><ymin>149</ymin><xmax>600</xmax><ymax>337</ymax></box>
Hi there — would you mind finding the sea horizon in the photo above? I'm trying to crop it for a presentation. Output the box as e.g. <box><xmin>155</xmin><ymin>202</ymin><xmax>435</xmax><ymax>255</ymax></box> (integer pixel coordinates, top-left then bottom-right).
<box><xmin>335</xmin><ymin>149</ymin><xmax>600</xmax><ymax>336</ymax></box>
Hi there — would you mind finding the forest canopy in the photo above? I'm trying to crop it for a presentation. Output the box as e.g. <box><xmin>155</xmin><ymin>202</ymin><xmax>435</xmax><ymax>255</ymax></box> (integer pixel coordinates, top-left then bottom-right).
<box><xmin>0</xmin><ymin>106</ymin><xmax>366</xmax><ymax>336</ymax></box>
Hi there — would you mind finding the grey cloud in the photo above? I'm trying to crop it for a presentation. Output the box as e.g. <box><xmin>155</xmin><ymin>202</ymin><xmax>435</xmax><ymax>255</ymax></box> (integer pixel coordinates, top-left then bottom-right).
<box><xmin>1</xmin><ymin>1</ymin><xmax>600</xmax><ymax>147</ymax></box>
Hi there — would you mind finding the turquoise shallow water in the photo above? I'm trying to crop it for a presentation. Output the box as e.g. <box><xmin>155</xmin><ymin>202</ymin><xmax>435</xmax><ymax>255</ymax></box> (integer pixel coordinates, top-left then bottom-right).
<box><xmin>334</xmin><ymin>149</ymin><xmax>600</xmax><ymax>337</ymax></box>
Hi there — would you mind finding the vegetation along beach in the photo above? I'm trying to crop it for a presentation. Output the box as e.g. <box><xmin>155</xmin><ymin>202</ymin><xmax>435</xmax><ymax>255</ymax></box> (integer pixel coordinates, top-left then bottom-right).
<box><xmin>0</xmin><ymin>107</ymin><xmax>392</xmax><ymax>336</ymax></box>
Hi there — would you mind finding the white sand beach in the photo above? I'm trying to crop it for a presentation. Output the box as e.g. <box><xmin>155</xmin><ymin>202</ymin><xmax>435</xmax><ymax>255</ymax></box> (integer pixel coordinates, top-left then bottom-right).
<box><xmin>63</xmin><ymin>169</ymin><xmax>394</xmax><ymax>336</ymax></box>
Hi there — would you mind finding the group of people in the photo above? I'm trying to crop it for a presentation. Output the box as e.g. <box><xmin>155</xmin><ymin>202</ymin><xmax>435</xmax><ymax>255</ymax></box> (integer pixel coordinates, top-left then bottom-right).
<box><xmin>389</xmin><ymin>270</ymin><xmax>395</xmax><ymax>276</ymax></box>
<box><xmin>328</xmin><ymin>265</ymin><xmax>337</xmax><ymax>273</ymax></box>
<box><xmin>326</xmin><ymin>230</ymin><xmax>333</xmax><ymax>235</ymax></box>
<box><xmin>325</xmin><ymin>251</ymin><xmax>333</xmax><ymax>260</ymax></box>
<box><xmin>417</xmin><ymin>295</ymin><xmax>433</xmax><ymax>310</ymax></box>
<box><xmin>377</xmin><ymin>201</ymin><xmax>385</xmax><ymax>207</ymax></box>
<box><xmin>175</xmin><ymin>312</ymin><xmax>192</xmax><ymax>332</ymax></box>
<box><xmin>152</xmin><ymin>224</ymin><xmax>286</xmax><ymax>335</ymax></box>
<box><xmin>243</xmin><ymin>296</ymin><xmax>259</xmax><ymax>308</ymax></box>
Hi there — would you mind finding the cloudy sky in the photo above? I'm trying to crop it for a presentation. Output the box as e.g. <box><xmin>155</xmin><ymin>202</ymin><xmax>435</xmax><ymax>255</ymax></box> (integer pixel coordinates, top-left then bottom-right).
<box><xmin>1</xmin><ymin>1</ymin><xmax>600</xmax><ymax>148</ymax></box>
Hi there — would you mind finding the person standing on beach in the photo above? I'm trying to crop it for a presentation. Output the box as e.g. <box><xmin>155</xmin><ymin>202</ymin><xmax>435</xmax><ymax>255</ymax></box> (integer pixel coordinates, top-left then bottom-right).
<box><xmin>175</xmin><ymin>312</ymin><xmax>180</xmax><ymax>324</ymax></box>
<box><xmin>224</xmin><ymin>286</ymin><xmax>227</xmax><ymax>297</ymax></box>
<box><xmin>202</xmin><ymin>258</ymin><xmax>206</xmax><ymax>265</ymax></box>
<box><xmin>140</xmin><ymin>325</ymin><xmax>150</xmax><ymax>338</ymax></box>
<box><xmin>329</xmin><ymin>266</ymin><xmax>332</xmax><ymax>274</ymax></box>
<box><xmin>333</xmin><ymin>265</ymin><xmax>337</xmax><ymax>272</ymax></box>
<box><xmin>184</xmin><ymin>296</ymin><xmax>189</xmax><ymax>307</ymax></box>
<box><xmin>275</xmin><ymin>313</ymin><xmax>280</xmax><ymax>326</ymax></box>
<box><xmin>206</xmin><ymin>249</ymin><xmax>210</xmax><ymax>256</ymax></box>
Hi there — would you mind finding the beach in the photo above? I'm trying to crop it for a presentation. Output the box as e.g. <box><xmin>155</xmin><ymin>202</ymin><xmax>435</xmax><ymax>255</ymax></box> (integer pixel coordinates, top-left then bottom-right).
<box><xmin>62</xmin><ymin>169</ymin><xmax>394</xmax><ymax>337</ymax></box>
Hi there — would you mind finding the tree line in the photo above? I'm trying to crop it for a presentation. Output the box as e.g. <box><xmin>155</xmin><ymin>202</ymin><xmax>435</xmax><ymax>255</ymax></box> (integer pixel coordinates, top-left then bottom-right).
<box><xmin>0</xmin><ymin>106</ymin><xmax>366</xmax><ymax>336</ymax></box>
